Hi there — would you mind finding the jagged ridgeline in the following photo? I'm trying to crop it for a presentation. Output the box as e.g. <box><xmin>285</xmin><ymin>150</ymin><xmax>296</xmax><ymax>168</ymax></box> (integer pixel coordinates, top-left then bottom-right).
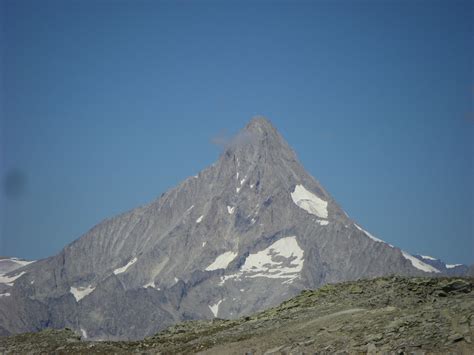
<box><xmin>0</xmin><ymin>117</ymin><xmax>470</xmax><ymax>340</ymax></box>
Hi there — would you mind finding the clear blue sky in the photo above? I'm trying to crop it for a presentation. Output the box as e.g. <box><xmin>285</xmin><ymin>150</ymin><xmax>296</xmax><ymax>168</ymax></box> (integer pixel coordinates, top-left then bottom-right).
<box><xmin>1</xmin><ymin>0</ymin><xmax>472</xmax><ymax>264</ymax></box>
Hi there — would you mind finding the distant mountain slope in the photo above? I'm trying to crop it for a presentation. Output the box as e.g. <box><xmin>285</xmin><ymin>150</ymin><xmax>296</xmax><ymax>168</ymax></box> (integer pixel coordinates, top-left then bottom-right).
<box><xmin>0</xmin><ymin>257</ymin><xmax>35</xmax><ymax>276</ymax></box>
<box><xmin>1</xmin><ymin>276</ymin><xmax>472</xmax><ymax>354</ymax></box>
<box><xmin>0</xmin><ymin>117</ymin><xmax>467</xmax><ymax>340</ymax></box>
<box><xmin>0</xmin><ymin>257</ymin><xmax>35</xmax><ymax>297</ymax></box>
<box><xmin>414</xmin><ymin>255</ymin><xmax>469</xmax><ymax>276</ymax></box>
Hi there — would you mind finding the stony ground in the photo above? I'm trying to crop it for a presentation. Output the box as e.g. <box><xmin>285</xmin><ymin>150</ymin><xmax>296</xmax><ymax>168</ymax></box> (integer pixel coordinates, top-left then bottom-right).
<box><xmin>1</xmin><ymin>276</ymin><xmax>473</xmax><ymax>354</ymax></box>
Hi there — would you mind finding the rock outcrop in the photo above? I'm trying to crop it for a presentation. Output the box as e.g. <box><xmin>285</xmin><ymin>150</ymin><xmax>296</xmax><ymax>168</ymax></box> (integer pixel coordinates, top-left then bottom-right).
<box><xmin>1</xmin><ymin>276</ymin><xmax>473</xmax><ymax>354</ymax></box>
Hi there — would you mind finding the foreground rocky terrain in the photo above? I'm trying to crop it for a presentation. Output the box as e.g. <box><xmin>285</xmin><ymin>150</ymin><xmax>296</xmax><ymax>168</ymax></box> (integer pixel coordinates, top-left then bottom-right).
<box><xmin>1</xmin><ymin>276</ymin><xmax>473</xmax><ymax>354</ymax></box>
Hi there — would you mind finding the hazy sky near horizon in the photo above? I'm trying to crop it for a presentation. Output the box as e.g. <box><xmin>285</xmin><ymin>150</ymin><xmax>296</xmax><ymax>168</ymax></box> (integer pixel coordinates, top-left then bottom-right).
<box><xmin>1</xmin><ymin>0</ymin><xmax>473</xmax><ymax>264</ymax></box>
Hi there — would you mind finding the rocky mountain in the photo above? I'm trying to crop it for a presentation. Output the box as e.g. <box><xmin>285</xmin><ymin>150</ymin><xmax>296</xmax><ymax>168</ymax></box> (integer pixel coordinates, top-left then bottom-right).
<box><xmin>1</xmin><ymin>276</ymin><xmax>473</xmax><ymax>354</ymax></box>
<box><xmin>0</xmin><ymin>117</ymin><xmax>468</xmax><ymax>340</ymax></box>
<box><xmin>0</xmin><ymin>257</ymin><xmax>35</xmax><ymax>297</ymax></box>
<box><xmin>413</xmin><ymin>255</ymin><xmax>469</xmax><ymax>276</ymax></box>
<box><xmin>0</xmin><ymin>257</ymin><xmax>34</xmax><ymax>276</ymax></box>
<box><xmin>467</xmin><ymin>264</ymin><xmax>474</xmax><ymax>277</ymax></box>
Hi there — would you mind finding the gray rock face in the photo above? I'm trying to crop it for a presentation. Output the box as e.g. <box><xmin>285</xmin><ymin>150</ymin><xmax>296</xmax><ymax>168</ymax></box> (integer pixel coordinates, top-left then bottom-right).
<box><xmin>0</xmin><ymin>257</ymin><xmax>34</xmax><ymax>276</ymax></box>
<box><xmin>0</xmin><ymin>117</ymin><xmax>463</xmax><ymax>340</ymax></box>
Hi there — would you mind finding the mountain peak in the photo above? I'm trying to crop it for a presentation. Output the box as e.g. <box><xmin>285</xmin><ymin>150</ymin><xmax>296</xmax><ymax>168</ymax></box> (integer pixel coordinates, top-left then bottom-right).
<box><xmin>2</xmin><ymin>115</ymin><xmax>462</xmax><ymax>342</ymax></box>
<box><xmin>245</xmin><ymin>116</ymin><xmax>276</xmax><ymax>133</ymax></box>
<box><xmin>222</xmin><ymin>116</ymin><xmax>295</xmax><ymax>165</ymax></box>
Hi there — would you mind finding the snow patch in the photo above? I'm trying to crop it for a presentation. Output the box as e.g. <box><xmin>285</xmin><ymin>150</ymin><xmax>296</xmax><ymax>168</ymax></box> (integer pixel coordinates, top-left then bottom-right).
<box><xmin>420</xmin><ymin>255</ymin><xmax>437</xmax><ymax>261</ymax></box>
<box><xmin>206</xmin><ymin>251</ymin><xmax>237</xmax><ymax>271</ymax></box>
<box><xmin>0</xmin><ymin>293</ymin><xmax>11</xmax><ymax>297</ymax></box>
<box><xmin>174</xmin><ymin>277</ymin><xmax>179</xmax><ymax>283</ymax></box>
<box><xmin>196</xmin><ymin>215</ymin><xmax>204</xmax><ymax>223</ymax></box>
<box><xmin>202</xmin><ymin>241</ymin><xmax>207</xmax><ymax>247</ymax></box>
<box><xmin>236</xmin><ymin>187</ymin><xmax>241</xmax><ymax>193</ymax></box>
<box><xmin>220</xmin><ymin>237</ymin><xmax>304</xmax><ymax>284</ymax></box>
<box><xmin>355</xmin><ymin>224</ymin><xmax>384</xmax><ymax>243</ymax></box>
<box><xmin>0</xmin><ymin>271</ymin><xmax>26</xmax><ymax>286</ymax></box>
<box><xmin>81</xmin><ymin>328</ymin><xmax>88</xmax><ymax>339</ymax></box>
<box><xmin>70</xmin><ymin>285</ymin><xmax>95</xmax><ymax>302</ymax></box>
<box><xmin>446</xmin><ymin>264</ymin><xmax>463</xmax><ymax>269</ymax></box>
<box><xmin>354</xmin><ymin>224</ymin><xmax>393</xmax><ymax>247</ymax></box>
<box><xmin>143</xmin><ymin>281</ymin><xmax>155</xmax><ymax>288</ymax></box>
<box><xmin>317</xmin><ymin>220</ymin><xmax>329</xmax><ymax>226</ymax></box>
<box><xmin>401</xmin><ymin>251</ymin><xmax>440</xmax><ymax>273</ymax></box>
<box><xmin>185</xmin><ymin>205</ymin><xmax>194</xmax><ymax>213</ymax></box>
<box><xmin>209</xmin><ymin>299</ymin><xmax>223</xmax><ymax>317</ymax></box>
<box><xmin>241</xmin><ymin>237</ymin><xmax>304</xmax><ymax>278</ymax></box>
<box><xmin>291</xmin><ymin>185</ymin><xmax>328</xmax><ymax>219</ymax></box>
<box><xmin>113</xmin><ymin>257</ymin><xmax>137</xmax><ymax>275</ymax></box>
<box><xmin>9</xmin><ymin>258</ymin><xmax>36</xmax><ymax>267</ymax></box>
<box><xmin>227</xmin><ymin>206</ymin><xmax>235</xmax><ymax>214</ymax></box>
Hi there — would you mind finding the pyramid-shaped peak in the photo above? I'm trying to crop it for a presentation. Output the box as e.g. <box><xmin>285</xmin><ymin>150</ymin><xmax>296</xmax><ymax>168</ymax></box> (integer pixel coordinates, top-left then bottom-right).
<box><xmin>222</xmin><ymin>116</ymin><xmax>297</xmax><ymax>167</ymax></box>
<box><xmin>245</xmin><ymin>116</ymin><xmax>277</xmax><ymax>134</ymax></box>
<box><xmin>240</xmin><ymin>116</ymin><xmax>284</xmax><ymax>147</ymax></box>
<box><xmin>228</xmin><ymin>116</ymin><xmax>289</xmax><ymax>153</ymax></box>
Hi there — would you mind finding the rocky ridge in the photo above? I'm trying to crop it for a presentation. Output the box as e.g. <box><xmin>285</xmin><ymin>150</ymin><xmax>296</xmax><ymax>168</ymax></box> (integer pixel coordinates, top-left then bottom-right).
<box><xmin>1</xmin><ymin>276</ymin><xmax>473</xmax><ymax>354</ymax></box>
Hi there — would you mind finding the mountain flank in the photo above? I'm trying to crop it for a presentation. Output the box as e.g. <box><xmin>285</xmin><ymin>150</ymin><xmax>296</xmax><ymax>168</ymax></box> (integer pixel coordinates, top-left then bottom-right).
<box><xmin>0</xmin><ymin>117</ymin><xmax>471</xmax><ymax>340</ymax></box>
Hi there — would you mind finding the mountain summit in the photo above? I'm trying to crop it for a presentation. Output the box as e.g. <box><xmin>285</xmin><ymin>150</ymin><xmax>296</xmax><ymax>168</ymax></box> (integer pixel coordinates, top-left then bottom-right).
<box><xmin>0</xmin><ymin>117</ymin><xmax>448</xmax><ymax>340</ymax></box>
